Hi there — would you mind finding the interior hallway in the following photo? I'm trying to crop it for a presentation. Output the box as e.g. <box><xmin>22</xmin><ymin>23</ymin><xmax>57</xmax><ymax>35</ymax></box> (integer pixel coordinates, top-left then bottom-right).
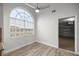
<box><xmin>4</xmin><ymin>42</ymin><xmax>78</xmax><ymax>56</ymax></box>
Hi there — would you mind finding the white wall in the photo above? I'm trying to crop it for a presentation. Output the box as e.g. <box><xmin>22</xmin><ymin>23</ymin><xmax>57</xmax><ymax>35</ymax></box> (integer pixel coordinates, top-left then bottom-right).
<box><xmin>0</xmin><ymin>4</ymin><xmax>3</xmax><ymax>28</ymax></box>
<box><xmin>3</xmin><ymin>3</ymin><xmax>36</xmax><ymax>53</ymax></box>
<box><xmin>37</xmin><ymin>3</ymin><xmax>79</xmax><ymax>52</ymax></box>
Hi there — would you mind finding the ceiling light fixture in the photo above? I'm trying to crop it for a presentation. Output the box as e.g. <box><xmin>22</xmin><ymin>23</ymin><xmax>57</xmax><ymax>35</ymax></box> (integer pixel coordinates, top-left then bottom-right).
<box><xmin>35</xmin><ymin>3</ymin><xmax>40</xmax><ymax>13</ymax></box>
<box><xmin>66</xmin><ymin>18</ymin><xmax>75</xmax><ymax>21</ymax></box>
<box><xmin>35</xmin><ymin>9</ymin><xmax>40</xmax><ymax>13</ymax></box>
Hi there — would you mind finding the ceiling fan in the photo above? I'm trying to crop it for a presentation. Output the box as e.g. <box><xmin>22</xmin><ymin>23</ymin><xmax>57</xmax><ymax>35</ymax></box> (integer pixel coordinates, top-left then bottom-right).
<box><xmin>35</xmin><ymin>3</ymin><xmax>51</xmax><ymax>13</ymax></box>
<box><xmin>25</xmin><ymin>3</ymin><xmax>50</xmax><ymax>13</ymax></box>
<box><xmin>25</xmin><ymin>3</ymin><xmax>56</xmax><ymax>13</ymax></box>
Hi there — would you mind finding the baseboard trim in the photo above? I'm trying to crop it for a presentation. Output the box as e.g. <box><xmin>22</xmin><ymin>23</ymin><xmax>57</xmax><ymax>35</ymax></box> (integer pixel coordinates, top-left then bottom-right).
<box><xmin>74</xmin><ymin>51</ymin><xmax>79</xmax><ymax>55</ymax></box>
<box><xmin>4</xmin><ymin>41</ymin><xmax>35</xmax><ymax>54</ymax></box>
<box><xmin>36</xmin><ymin>40</ymin><xmax>58</xmax><ymax>48</ymax></box>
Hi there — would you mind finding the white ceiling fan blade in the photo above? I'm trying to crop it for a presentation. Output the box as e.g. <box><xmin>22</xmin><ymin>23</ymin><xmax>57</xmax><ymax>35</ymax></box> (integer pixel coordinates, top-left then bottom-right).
<box><xmin>25</xmin><ymin>3</ymin><xmax>36</xmax><ymax>9</ymax></box>
<box><xmin>40</xmin><ymin>5</ymin><xmax>50</xmax><ymax>10</ymax></box>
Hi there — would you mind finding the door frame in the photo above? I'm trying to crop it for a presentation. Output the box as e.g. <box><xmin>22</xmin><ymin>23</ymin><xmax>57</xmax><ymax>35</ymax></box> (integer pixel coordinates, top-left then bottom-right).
<box><xmin>58</xmin><ymin>15</ymin><xmax>77</xmax><ymax>52</ymax></box>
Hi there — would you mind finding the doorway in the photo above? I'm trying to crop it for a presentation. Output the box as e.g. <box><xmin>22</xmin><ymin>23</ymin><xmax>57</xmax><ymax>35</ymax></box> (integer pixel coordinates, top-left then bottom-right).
<box><xmin>59</xmin><ymin>16</ymin><xmax>75</xmax><ymax>51</ymax></box>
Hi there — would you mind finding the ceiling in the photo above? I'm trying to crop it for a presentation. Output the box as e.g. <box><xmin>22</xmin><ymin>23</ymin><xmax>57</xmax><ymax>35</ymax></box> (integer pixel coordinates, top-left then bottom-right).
<box><xmin>27</xmin><ymin>3</ymin><xmax>51</xmax><ymax>9</ymax></box>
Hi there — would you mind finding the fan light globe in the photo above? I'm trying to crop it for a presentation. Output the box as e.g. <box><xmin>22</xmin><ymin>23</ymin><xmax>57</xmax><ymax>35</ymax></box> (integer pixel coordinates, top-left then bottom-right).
<box><xmin>35</xmin><ymin>9</ymin><xmax>39</xmax><ymax>13</ymax></box>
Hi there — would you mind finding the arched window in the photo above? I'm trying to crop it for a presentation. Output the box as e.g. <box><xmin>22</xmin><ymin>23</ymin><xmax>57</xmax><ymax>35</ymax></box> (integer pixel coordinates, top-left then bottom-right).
<box><xmin>9</xmin><ymin>8</ymin><xmax>34</xmax><ymax>38</ymax></box>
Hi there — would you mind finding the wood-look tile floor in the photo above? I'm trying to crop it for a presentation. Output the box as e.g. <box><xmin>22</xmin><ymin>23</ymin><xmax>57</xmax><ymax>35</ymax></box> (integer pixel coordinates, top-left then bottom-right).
<box><xmin>4</xmin><ymin>42</ymin><xmax>79</xmax><ymax>56</ymax></box>
<box><xmin>59</xmin><ymin>37</ymin><xmax>74</xmax><ymax>51</ymax></box>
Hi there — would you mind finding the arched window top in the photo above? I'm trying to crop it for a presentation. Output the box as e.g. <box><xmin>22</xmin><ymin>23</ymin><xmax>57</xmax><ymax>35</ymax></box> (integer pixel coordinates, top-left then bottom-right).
<box><xmin>10</xmin><ymin>8</ymin><xmax>34</xmax><ymax>28</ymax></box>
<box><xmin>10</xmin><ymin>8</ymin><xmax>33</xmax><ymax>21</ymax></box>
